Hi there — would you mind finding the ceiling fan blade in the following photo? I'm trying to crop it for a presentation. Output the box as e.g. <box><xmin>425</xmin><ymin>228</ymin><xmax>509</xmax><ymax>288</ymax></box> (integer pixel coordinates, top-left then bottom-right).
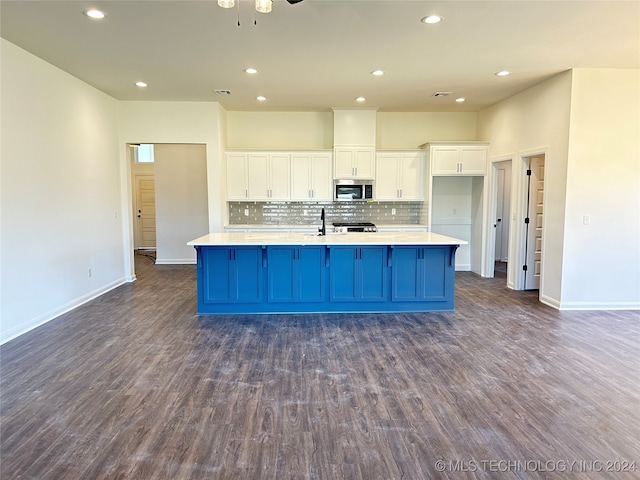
<box><xmin>286</xmin><ymin>0</ymin><xmax>304</xmax><ymax>4</ymax></box>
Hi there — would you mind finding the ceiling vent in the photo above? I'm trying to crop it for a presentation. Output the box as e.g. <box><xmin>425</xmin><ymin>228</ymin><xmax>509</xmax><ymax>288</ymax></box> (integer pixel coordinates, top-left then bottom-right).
<box><xmin>432</xmin><ymin>91</ymin><xmax>451</xmax><ymax>97</ymax></box>
<box><xmin>214</xmin><ymin>89</ymin><xmax>232</xmax><ymax>95</ymax></box>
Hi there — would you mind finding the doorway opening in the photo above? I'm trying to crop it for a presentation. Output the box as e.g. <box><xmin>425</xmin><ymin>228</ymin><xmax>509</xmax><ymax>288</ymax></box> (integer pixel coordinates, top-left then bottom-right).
<box><xmin>494</xmin><ymin>160</ymin><xmax>512</xmax><ymax>280</ymax></box>
<box><xmin>129</xmin><ymin>144</ymin><xmax>157</xmax><ymax>262</ymax></box>
<box><xmin>522</xmin><ymin>154</ymin><xmax>545</xmax><ymax>290</ymax></box>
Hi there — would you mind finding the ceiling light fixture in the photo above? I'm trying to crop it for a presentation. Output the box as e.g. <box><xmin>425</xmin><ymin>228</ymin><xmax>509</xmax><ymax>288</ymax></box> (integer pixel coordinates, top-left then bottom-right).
<box><xmin>495</xmin><ymin>70</ymin><xmax>511</xmax><ymax>76</ymax></box>
<box><xmin>84</xmin><ymin>9</ymin><xmax>106</xmax><ymax>19</ymax></box>
<box><xmin>356</xmin><ymin>97</ymin><xmax>366</xmax><ymax>102</ymax></box>
<box><xmin>245</xmin><ymin>68</ymin><xmax>258</xmax><ymax>74</ymax></box>
<box><xmin>135</xmin><ymin>81</ymin><xmax>148</xmax><ymax>87</ymax></box>
<box><xmin>421</xmin><ymin>15</ymin><xmax>443</xmax><ymax>24</ymax></box>
<box><xmin>218</xmin><ymin>0</ymin><xmax>234</xmax><ymax>8</ymax></box>
<box><xmin>255</xmin><ymin>0</ymin><xmax>272</xmax><ymax>13</ymax></box>
<box><xmin>371</xmin><ymin>70</ymin><xmax>385</xmax><ymax>76</ymax></box>
<box><xmin>455</xmin><ymin>97</ymin><xmax>465</xmax><ymax>103</ymax></box>
<box><xmin>257</xmin><ymin>96</ymin><xmax>266</xmax><ymax>101</ymax></box>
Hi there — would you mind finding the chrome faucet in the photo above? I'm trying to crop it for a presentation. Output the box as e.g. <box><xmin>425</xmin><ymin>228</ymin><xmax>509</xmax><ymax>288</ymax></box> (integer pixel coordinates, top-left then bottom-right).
<box><xmin>319</xmin><ymin>208</ymin><xmax>326</xmax><ymax>236</ymax></box>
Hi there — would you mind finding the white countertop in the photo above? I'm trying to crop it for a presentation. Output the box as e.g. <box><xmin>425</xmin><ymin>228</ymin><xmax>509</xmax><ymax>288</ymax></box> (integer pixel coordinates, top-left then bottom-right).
<box><xmin>188</xmin><ymin>231</ymin><xmax>467</xmax><ymax>246</ymax></box>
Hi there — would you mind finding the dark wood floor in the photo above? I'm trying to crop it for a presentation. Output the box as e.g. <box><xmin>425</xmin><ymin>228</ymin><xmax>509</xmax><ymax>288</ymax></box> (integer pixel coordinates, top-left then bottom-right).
<box><xmin>2</xmin><ymin>253</ymin><xmax>639</xmax><ymax>479</ymax></box>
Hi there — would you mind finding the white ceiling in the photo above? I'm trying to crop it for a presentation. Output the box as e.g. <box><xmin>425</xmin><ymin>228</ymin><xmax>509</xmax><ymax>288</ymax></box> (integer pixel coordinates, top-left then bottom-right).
<box><xmin>1</xmin><ymin>0</ymin><xmax>638</xmax><ymax>112</ymax></box>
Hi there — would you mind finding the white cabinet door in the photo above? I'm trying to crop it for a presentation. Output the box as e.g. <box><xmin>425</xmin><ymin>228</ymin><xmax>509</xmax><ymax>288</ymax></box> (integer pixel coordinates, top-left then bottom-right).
<box><xmin>269</xmin><ymin>154</ymin><xmax>290</xmax><ymax>199</ymax></box>
<box><xmin>226</xmin><ymin>153</ymin><xmax>248</xmax><ymax>200</ymax></box>
<box><xmin>290</xmin><ymin>152</ymin><xmax>332</xmax><ymax>200</ymax></box>
<box><xmin>431</xmin><ymin>147</ymin><xmax>461</xmax><ymax>175</ymax></box>
<box><xmin>290</xmin><ymin>153</ymin><xmax>312</xmax><ymax>200</ymax></box>
<box><xmin>247</xmin><ymin>153</ymin><xmax>270</xmax><ymax>200</ymax></box>
<box><xmin>334</xmin><ymin>147</ymin><xmax>375</xmax><ymax>179</ymax></box>
<box><xmin>375</xmin><ymin>153</ymin><xmax>400</xmax><ymax>200</ymax></box>
<box><xmin>375</xmin><ymin>151</ymin><xmax>424</xmax><ymax>201</ymax></box>
<box><xmin>310</xmin><ymin>153</ymin><xmax>332</xmax><ymax>200</ymax></box>
<box><xmin>431</xmin><ymin>145</ymin><xmax>487</xmax><ymax>175</ymax></box>
<box><xmin>460</xmin><ymin>147</ymin><xmax>487</xmax><ymax>175</ymax></box>
<box><xmin>247</xmin><ymin>153</ymin><xmax>290</xmax><ymax>200</ymax></box>
<box><xmin>398</xmin><ymin>152</ymin><xmax>424</xmax><ymax>200</ymax></box>
<box><xmin>354</xmin><ymin>148</ymin><xmax>375</xmax><ymax>178</ymax></box>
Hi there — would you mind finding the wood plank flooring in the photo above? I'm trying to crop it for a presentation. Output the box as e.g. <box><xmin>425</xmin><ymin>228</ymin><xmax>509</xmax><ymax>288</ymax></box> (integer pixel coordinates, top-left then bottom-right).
<box><xmin>2</xmin><ymin>253</ymin><xmax>639</xmax><ymax>479</ymax></box>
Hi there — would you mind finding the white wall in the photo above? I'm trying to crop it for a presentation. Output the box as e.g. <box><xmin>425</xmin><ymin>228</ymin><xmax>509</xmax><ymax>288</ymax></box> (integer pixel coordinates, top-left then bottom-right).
<box><xmin>118</xmin><ymin>102</ymin><xmax>226</xmax><ymax>277</ymax></box>
<box><xmin>227</xmin><ymin>111</ymin><xmax>333</xmax><ymax>149</ymax></box>
<box><xmin>478</xmin><ymin>71</ymin><xmax>573</xmax><ymax>306</ymax></box>
<box><xmin>562</xmin><ymin>69</ymin><xmax>640</xmax><ymax>308</ymax></box>
<box><xmin>226</xmin><ymin>111</ymin><xmax>478</xmax><ymax>150</ymax></box>
<box><xmin>1</xmin><ymin>40</ymin><xmax>124</xmax><ymax>344</ymax></box>
<box><xmin>478</xmin><ymin>69</ymin><xmax>640</xmax><ymax>309</ymax></box>
<box><xmin>377</xmin><ymin>112</ymin><xmax>478</xmax><ymax>149</ymax></box>
<box><xmin>154</xmin><ymin>144</ymin><xmax>209</xmax><ymax>264</ymax></box>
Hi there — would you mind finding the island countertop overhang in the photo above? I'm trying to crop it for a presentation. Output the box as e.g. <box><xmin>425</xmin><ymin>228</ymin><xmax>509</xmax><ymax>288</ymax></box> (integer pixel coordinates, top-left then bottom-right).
<box><xmin>188</xmin><ymin>231</ymin><xmax>468</xmax><ymax>247</ymax></box>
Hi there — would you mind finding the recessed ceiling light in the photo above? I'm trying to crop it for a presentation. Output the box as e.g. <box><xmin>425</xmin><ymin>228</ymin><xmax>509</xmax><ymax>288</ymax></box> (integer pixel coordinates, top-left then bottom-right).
<box><xmin>455</xmin><ymin>97</ymin><xmax>465</xmax><ymax>103</ymax></box>
<box><xmin>84</xmin><ymin>9</ymin><xmax>106</xmax><ymax>19</ymax></box>
<box><xmin>355</xmin><ymin>97</ymin><xmax>366</xmax><ymax>102</ymax></box>
<box><xmin>257</xmin><ymin>96</ymin><xmax>266</xmax><ymax>101</ymax></box>
<box><xmin>421</xmin><ymin>15</ymin><xmax>443</xmax><ymax>24</ymax></box>
<box><xmin>135</xmin><ymin>81</ymin><xmax>147</xmax><ymax>87</ymax></box>
<box><xmin>245</xmin><ymin>68</ymin><xmax>258</xmax><ymax>74</ymax></box>
<box><xmin>371</xmin><ymin>70</ymin><xmax>385</xmax><ymax>76</ymax></box>
<box><xmin>495</xmin><ymin>70</ymin><xmax>511</xmax><ymax>76</ymax></box>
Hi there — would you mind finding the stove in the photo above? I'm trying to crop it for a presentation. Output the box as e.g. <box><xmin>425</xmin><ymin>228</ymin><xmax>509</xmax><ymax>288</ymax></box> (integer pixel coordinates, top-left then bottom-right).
<box><xmin>332</xmin><ymin>222</ymin><xmax>378</xmax><ymax>233</ymax></box>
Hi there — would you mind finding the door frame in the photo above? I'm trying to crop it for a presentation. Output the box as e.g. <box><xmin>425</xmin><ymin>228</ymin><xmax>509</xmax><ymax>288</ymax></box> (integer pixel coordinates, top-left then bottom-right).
<box><xmin>484</xmin><ymin>147</ymin><xmax>549</xmax><ymax>292</ymax></box>
<box><xmin>484</xmin><ymin>153</ymin><xmax>514</xmax><ymax>281</ymax></box>
<box><xmin>513</xmin><ymin>147</ymin><xmax>548</xmax><ymax>292</ymax></box>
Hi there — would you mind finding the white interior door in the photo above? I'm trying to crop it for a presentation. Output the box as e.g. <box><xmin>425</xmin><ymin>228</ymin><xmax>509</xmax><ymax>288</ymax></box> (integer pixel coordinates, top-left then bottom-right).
<box><xmin>494</xmin><ymin>161</ymin><xmax>512</xmax><ymax>262</ymax></box>
<box><xmin>135</xmin><ymin>175</ymin><xmax>156</xmax><ymax>249</ymax></box>
<box><xmin>524</xmin><ymin>156</ymin><xmax>544</xmax><ymax>289</ymax></box>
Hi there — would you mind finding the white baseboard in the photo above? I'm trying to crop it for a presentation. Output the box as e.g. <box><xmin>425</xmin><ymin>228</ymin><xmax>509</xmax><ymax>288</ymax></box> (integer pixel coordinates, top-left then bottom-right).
<box><xmin>557</xmin><ymin>301</ymin><xmax>640</xmax><ymax>311</ymax></box>
<box><xmin>154</xmin><ymin>259</ymin><xmax>196</xmax><ymax>265</ymax></box>
<box><xmin>0</xmin><ymin>277</ymin><xmax>127</xmax><ymax>345</ymax></box>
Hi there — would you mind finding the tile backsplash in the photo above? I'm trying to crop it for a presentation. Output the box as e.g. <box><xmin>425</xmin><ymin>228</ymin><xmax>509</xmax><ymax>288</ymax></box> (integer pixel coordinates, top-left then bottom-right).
<box><xmin>228</xmin><ymin>201</ymin><xmax>426</xmax><ymax>225</ymax></box>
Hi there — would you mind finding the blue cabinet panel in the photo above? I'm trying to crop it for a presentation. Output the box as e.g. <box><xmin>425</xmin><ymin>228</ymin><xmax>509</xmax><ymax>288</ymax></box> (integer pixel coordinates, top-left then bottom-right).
<box><xmin>392</xmin><ymin>247</ymin><xmax>421</xmax><ymax>301</ymax></box>
<box><xmin>330</xmin><ymin>246</ymin><xmax>387</xmax><ymax>302</ymax></box>
<box><xmin>234</xmin><ymin>247</ymin><xmax>263</xmax><ymax>303</ymax></box>
<box><xmin>268</xmin><ymin>246</ymin><xmax>326</xmax><ymax>302</ymax></box>
<box><xmin>391</xmin><ymin>246</ymin><xmax>452</xmax><ymax>303</ymax></box>
<box><xmin>268</xmin><ymin>247</ymin><xmax>296</xmax><ymax>301</ymax></box>
<box><xmin>422</xmin><ymin>247</ymin><xmax>448</xmax><ymax>300</ymax></box>
<box><xmin>298</xmin><ymin>247</ymin><xmax>325</xmax><ymax>301</ymax></box>
<box><xmin>360</xmin><ymin>247</ymin><xmax>387</xmax><ymax>301</ymax></box>
<box><xmin>330</xmin><ymin>247</ymin><xmax>358</xmax><ymax>301</ymax></box>
<box><xmin>199</xmin><ymin>246</ymin><xmax>262</xmax><ymax>304</ymax></box>
<box><xmin>201</xmin><ymin>247</ymin><xmax>233</xmax><ymax>303</ymax></box>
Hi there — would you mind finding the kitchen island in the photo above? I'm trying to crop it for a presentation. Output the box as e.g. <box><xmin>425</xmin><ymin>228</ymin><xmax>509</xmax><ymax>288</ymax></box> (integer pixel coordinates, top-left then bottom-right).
<box><xmin>187</xmin><ymin>232</ymin><xmax>467</xmax><ymax>314</ymax></box>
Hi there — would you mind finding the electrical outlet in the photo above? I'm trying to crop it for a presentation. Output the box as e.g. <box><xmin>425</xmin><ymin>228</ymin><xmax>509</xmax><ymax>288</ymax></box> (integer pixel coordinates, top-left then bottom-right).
<box><xmin>391</xmin><ymin>208</ymin><xmax>396</xmax><ymax>215</ymax></box>
<box><xmin>453</xmin><ymin>208</ymin><xmax>457</xmax><ymax>215</ymax></box>
<box><xmin>113</xmin><ymin>210</ymin><xmax>118</xmax><ymax>220</ymax></box>
<box><xmin>583</xmin><ymin>215</ymin><xmax>591</xmax><ymax>225</ymax></box>
<box><xmin>88</xmin><ymin>268</ymin><xmax>92</xmax><ymax>277</ymax></box>
<box><xmin>244</xmin><ymin>208</ymin><xmax>249</xmax><ymax>216</ymax></box>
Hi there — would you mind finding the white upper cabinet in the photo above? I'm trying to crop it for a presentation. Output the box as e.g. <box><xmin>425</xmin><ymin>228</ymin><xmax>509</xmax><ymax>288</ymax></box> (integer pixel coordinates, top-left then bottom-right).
<box><xmin>226</xmin><ymin>152</ymin><xmax>290</xmax><ymax>201</ymax></box>
<box><xmin>427</xmin><ymin>143</ymin><xmax>488</xmax><ymax>176</ymax></box>
<box><xmin>247</xmin><ymin>153</ymin><xmax>290</xmax><ymax>200</ymax></box>
<box><xmin>334</xmin><ymin>147</ymin><xmax>375</xmax><ymax>179</ymax></box>
<box><xmin>290</xmin><ymin>152</ymin><xmax>332</xmax><ymax>201</ymax></box>
<box><xmin>375</xmin><ymin>151</ymin><xmax>424</xmax><ymax>201</ymax></box>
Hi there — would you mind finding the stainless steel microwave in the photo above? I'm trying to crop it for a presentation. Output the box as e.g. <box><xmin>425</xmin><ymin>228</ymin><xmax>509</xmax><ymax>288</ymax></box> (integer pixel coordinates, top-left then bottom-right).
<box><xmin>334</xmin><ymin>180</ymin><xmax>374</xmax><ymax>201</ymax></box>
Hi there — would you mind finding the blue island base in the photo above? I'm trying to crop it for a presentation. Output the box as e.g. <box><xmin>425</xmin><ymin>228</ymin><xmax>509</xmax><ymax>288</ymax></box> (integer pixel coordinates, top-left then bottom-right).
<box><xmin>194</xmin><ymin>244</ymin><xmax>458</xmax><ymax>315</ymax></box>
